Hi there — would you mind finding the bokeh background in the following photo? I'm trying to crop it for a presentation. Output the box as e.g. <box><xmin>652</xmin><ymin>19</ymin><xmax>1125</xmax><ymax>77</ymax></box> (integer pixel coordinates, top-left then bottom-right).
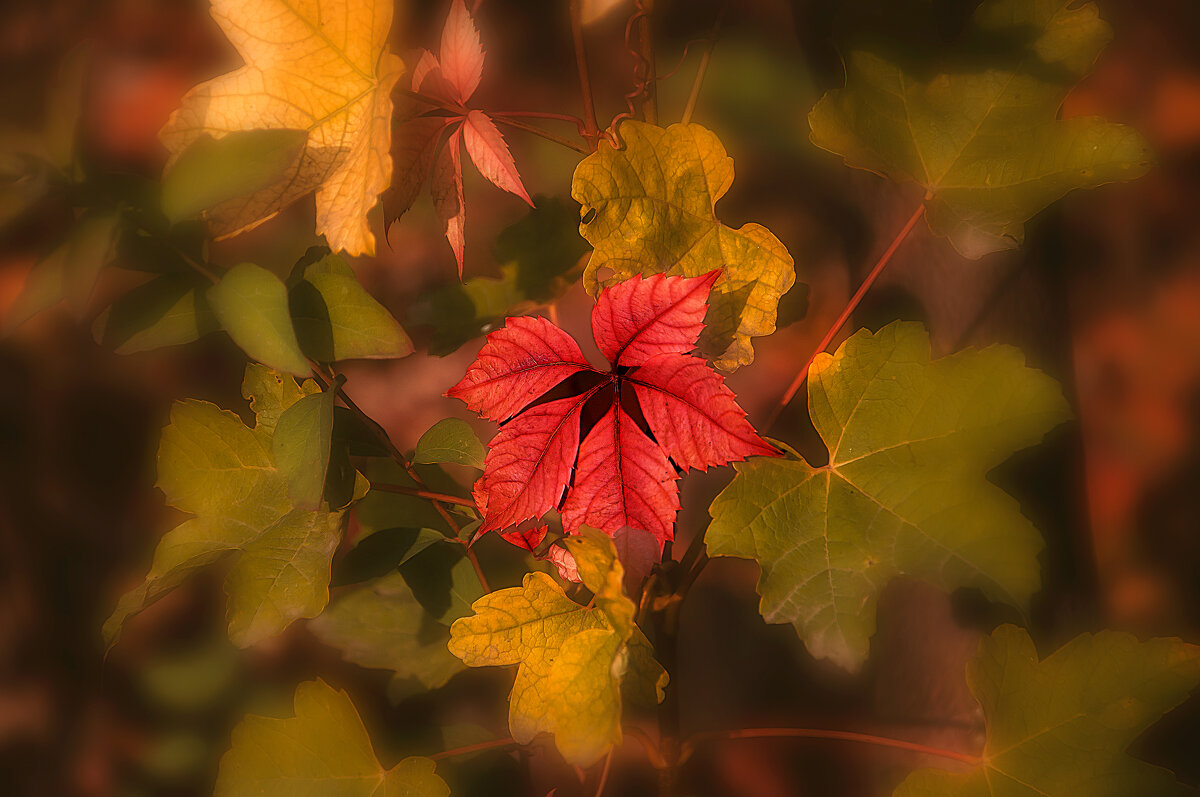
<box><xmin>2</xmin><ymin>0</ymin><xmax>1200</xmax><ymax>794</ymax></box>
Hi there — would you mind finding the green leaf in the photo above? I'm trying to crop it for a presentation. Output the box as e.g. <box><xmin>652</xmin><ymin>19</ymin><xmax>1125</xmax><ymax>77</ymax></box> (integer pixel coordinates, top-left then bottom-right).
<box><xmin>104</xmin><ymin>368</ymin><xmax>353</xmax><ymax>649</ymax></box>
<box><xmin>808</xmin><ymin>0</ymin><xmax>1153</xmax><ymax>258</ymax></box>
<box><xmin>309</xmin><ymin>570</ymin><xmax>465</xmax><ymax>692</ymax></box>
<box><xmin>402</xmin><ymin>545</ymin><xmax>486</xmax><ymax>626</ymax></box>
<box><xmin>290</xmin><ymin>253</ymin><xmax>412</xmax><ymax>362</ymax></box>
<box><xmin>273</xmin><ymin>390</ymin><xmax>336</xmax><ymax>510</ymax></box>
<box><xmin>707</xmin><ymin>322</ymin><xmax>1070</xmax><ymax>671</ymax></box>
<box><xmin>94</xmin><ymin>275</ymin><xmax>218</xmax><ymax>354</ymax></box>
<box><xmin>895</xmin><ymin>625</ymin><xmax>1200</xmax><ymax>797</ymax></box>
<box><xmin>208</xmin><ymin>263</ymin><xmax>310</xmax><ymax>376</ymax></box>
<box><xmin>242</xmin><ymin>362</ymin><xmax>322</xmax><ymax>435</ymax></box>
<box><xmin>571</xmin><ymin>121</ymin><xmax>796</xmax><ymax>370</ymax></box>
<box><xmin>162</xmin><ymin>129</ymin><xmax>307</xmax><ymax>225</ymax></box>
<box><xmin>413</xmin><ymin>419</ymin><xmax>486</xmax><ymax>469</ymax></box>
<box><xmin>216</xmin><ymin>680</ymin><xmax>449</xmax><ymax>797</ymax></box>
<box><xmin>448</xmin><ymin>529</ymin><xmax>665</xmax><ymax>766</ymax></box>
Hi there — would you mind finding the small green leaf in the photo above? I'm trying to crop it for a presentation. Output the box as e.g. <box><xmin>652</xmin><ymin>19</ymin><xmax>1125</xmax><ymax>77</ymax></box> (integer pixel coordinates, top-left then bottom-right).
<box><xmin>273</xmin><ymin>390</ymin><xmax>336</xmax><ymax>510</ymax></box>
<box><xmin>413</xmin><ymin>418</ymin><xmax>486</xmax><ymax>469</ymax></box>
<box><xmin>242</xmin><ymin>362</ymin><xmax>322</xmax><ymax>435</ymax></box>
<box><xmin>94</xmin><ymin>276</ymin><xmax>217</xmax><ymax>354</ymax></box>
<box><xmin>309</xmin><ymin>570</ymin><xmax>465</xmax><ymax>692</ymax></box>
<box><xmin>290</xmin><ymin>253</ymin><xmax>412</xmax><ymax>362</ymax></box>
<box><xmin>162</xmin><ymin>129</ymin><xmax>307</xmax><ymax>225</ymax></box>
<box><xmin>895</xmin><ymin>625</ymin><xmax>1200</xmax><ymax>797</ymax></box>
<box><xmin>216</xmin><ymin>680</ymin><xmax>449</xmax><ymax>797</ymax></box>
<box><xmin>402</xmin><ymin>545</ymin><xmax>486</xmax><ymax>626</ymax></box>
<box><xmin>208</xmin><ymin>262</ymin><xmax>310</xmax><ymax>376</ymax></box>
<box><xmin>707</xmin><ymin>322</ymin><xmax>1070</xmax><ymax>671</ymax></box>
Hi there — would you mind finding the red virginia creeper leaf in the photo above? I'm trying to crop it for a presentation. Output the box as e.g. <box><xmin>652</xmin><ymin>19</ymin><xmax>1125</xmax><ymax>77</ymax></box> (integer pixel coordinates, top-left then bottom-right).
<box><xmin>592</xmin><ymin>271</ymin><xmax>719</xmax><ymax>367</ymax></box>
<box><xmin>462</xmin><ymin>111</ymin><xmax>534</xmax><ymax>207</ymax></box>
<box><xmin>632</xmin><ymin>353</ymin><xmax>778</xmax><ymax>471</ymax></box>
<box><xmin>475</xmin><ymin>393</ymin><xmax>592</xmax><ymax>534</ymax></box>
<box><xmin>439</xmin><ymin>0</ymin><xmax>484</xmax><ymax>104</ymax></box>
<box><xmin>430</xmin><ymin>127</ymin><xmax>466</xmax><ymax>275</ymax></box>
<box><xmin>560</xmin><ymin>400</ymin><xmax>680</xmax><ymax>544</ymax></box>
<box><xmin>384</xmin><ymin>116</ymin><xmax>450</xmax><ymax>223</ymax></box>
<box><xmin>500</xmin><ymin>526</ymin><xmax>548</xmax><ymax>551</ymax></box>
<box><xmin>410</xmin><ymin>50</ymin><xmax>458</xmax><ymax>106</ymax></box>
<box><xmin>445</xmin><ymin>315</ymin><xmax>594</xmax><ymax>422</ymax></box>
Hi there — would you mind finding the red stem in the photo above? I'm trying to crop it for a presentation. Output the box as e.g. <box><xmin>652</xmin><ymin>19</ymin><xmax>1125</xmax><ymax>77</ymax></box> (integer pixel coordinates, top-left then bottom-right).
<box><xmin>368</xmin><ymin>482</ymin><xmax>477</xmax><ymax>509</ymax></box>
<box><xmin>680</xmin><ymin>727</ymin><xmax>979</xmax><ymax>767</ymax></box>
<box><xmin>429</xmin><ymin>737</ymin><xmax>520</xmax><ymax>761</ymax></box>
<box><xmin>765</xmin><ymin>201</ymin><xmax>927</xmax><ymax>430</ymax></box>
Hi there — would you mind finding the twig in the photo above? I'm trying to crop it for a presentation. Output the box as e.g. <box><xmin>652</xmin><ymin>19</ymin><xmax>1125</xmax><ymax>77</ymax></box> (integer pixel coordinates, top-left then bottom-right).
<box><xmin>637</xmin><ymin>0</ymin><xmax>658</xmax><ymax>123</ymax></box>
<box><xmin>492</xmin><ymin>116</ymin><xmax>590</xmax><ymax>154</ymax></box>
<box><xmin>429</xmin><ymin>737</ymin><xmax>520</xmax><ymax>761</ymax></box>
<box><xmin>625</xmin><ymin>726</ymin><xmax>668</xmax><ymax>769</ymax></box>
<box><xmin>570</xmin><ymin>0</ymin><xmax>602</xmax><ymax>147</ymax></box>
<box><xmin>765</xmin><ymin>201</ymin><xmax>927</xmax><ymax>430</ymax></box>
<box><xmin>680</xmin><ymin>8</ymin><xmax>725</xmax><ymax>125</ymax></box>
<box><xmin>593</xmin><ymin>750</ymin><xmax>614</xmax><ymax>796</ymax></box>
<box><xmin>679</xmin><ymin>727</ymin><xmax>980</xmax><ymax>767</ymax></box>
<box><xmin>369</xmin><ymin>482</ymin><xmax>476</xmax><ymax>509</ymax></box>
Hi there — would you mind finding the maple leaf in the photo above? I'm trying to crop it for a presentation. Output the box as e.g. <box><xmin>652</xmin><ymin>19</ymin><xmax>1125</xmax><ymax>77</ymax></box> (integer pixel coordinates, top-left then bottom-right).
<box><xmin>383</xmin><ymin>0</ymin><xmax>533</xmax><ymax>274</ymax></box>
<box><xmin>895</xmin><ymin>625</ymin><xmax>1200</xmax><ymax>797</ymax></box>
<box><xmin>808</xmin><ymin>0</ymin><xmax>1152</xmax><ymax>258</ymax></box>
<box><xmin>160</xmin><ymin>0</ymin><xmax>404</xmax><ymax>257</ymax></box>
<box><xmin>447</xmin><ymin>271</ymin><xmax>777</xmax><ymax>546</ymax></box>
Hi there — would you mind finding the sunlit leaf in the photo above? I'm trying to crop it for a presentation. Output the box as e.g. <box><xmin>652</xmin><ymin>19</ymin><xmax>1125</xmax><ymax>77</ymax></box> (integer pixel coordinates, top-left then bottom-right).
<box><xmin>572</xmin><ymin>121</ymin><xmax>796</xmax><ymax>370</ymax></box>
<box><xmin>208</xmin><ymin>263</ymin><xmax>310</xmax><ymax>376</ymax></box>
<box><xmin>290</xmin><ymin>254</ymin><xmax>412</xmax><ymax>362</ymax></box>
<box><xmin>414</xmin><ymin>418</ymin><xmax>486</xmax><ymax>469</ymax></box>
<box><xmin>707</xmin><ymin>322</ymin><xmax>1069</xmax><ymax>670</ymax></box>
<box><xmin>895</xmin><ymin>625</ymin><xmax>1200</xmax><ymax>797</ymax></box>
<box><xmin>808</xmin><ymin>0</ymin><xmax>1153</xmax><ymax>258</ymax></box>
<box><xmin>94</xmin><ymin>276</ymin><xmax>217</xmax><ymax>355</ymax></box>
<box><xmin>272</xmin><ymin>390</ymin><xmax>336</xmax><ymax>510</ymax></box>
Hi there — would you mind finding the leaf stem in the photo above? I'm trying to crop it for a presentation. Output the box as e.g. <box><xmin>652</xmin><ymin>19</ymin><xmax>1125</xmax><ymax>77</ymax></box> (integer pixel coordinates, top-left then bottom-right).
<box><xmin>491</xmin><ymin>116</ymin><xmax>590</xmax><ymax>154</ymax></box>
<box><xmin>593</xmin><ymin>749</ymin><xmax>614</xmax><ymax>796</ymax></box>
<box><xmin>570</xmin><ymin>0</ymin><xmax>602</xmax><ymax>147</ymax></box>
<box><xmin>399</xmin><ymin>89</ymin><xmax>590</xmax><ymax>154</ymax></box>
<box><xmin>680</xmin><ymin>9</ymin><xmax>724</xmax><ymax>126</ymax></box>
<box><xmin>765</xmin><ymin>201</ymin><xmax>927</xmax><ymax>430</ymax></box>
<box><xmin>679</xmin><ymin>727</ymin><xmax>980</xmax><ymax>766</ymax></box>
<box><xmin>429</xmin><ymin>737</ymin><xmax>519</xmax><ymax>761</ymax></box>
<box><xmin>368</xmin><ymin>482</ymin><xmax>476</xmax><ymax>509</ymax></box>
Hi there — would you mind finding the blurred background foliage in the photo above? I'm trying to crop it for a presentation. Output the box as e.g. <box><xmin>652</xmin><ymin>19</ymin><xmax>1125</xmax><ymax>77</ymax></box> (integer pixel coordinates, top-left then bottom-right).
<box><xmin>2</xmin><ymin>0</ymin><xmax>1200</xmax><ymax>795</ymax></box>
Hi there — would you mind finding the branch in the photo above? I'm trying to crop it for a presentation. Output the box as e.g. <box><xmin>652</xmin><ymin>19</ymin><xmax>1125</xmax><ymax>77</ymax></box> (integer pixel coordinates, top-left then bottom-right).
<box><xmin>429</xmin><ymin>737</ymin><xmax>520</xmax><ymax>761</ymax></box>
<box><xmin>764</xmin><ymin>201</ymin><xmax>927</xmax><ymax>430</ymax></box>
<box><xmin>679</xmin><ymin>727</ymin><xmax>980</xmax><ymax>767</ymax></box>
<box><xmin>491</xmin><ymin>116</ymin><xmax>590</xmax><ymax>154</ymax></box>
<box><xmin>570</xmin><ymin>0</ymin><xmax>601</xmax><ymax>147</ymax></box>
<box><xmin>369</xmin><ymin>482</ymin><xmax>476</xmax><ymax>509</ymax></box>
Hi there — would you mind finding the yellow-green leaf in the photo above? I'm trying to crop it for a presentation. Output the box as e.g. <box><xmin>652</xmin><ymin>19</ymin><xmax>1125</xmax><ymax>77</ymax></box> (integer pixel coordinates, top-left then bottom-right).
<box><xmin>707</xmin><ymin>322</ymin><xmax>1069</xmax><ymax>671</ymax></box>
<box><xmin>571</xmin><ymin>121</ymin><xmax>795</xmax><ymax>370</ymax></box>
<box><xmin>216</xmin><ymin>680</ymin><xmax>449</xmax><ymax>797</ymax></box>
<box><xmin>808</xmin><ymin>0</ymin><xmax>1152</xmax><ymax>258</ymax></box>
<box><xmin>895</xmin><ymin>625</ymin><xmax>1200</xmax><ymax>797</ymax></box>
<box><xmin>273</xmin><ymin>390</ymin><xmax>336</xmax><ymax>509</ymax></box>
<box><xmin>160</xmin><ymin>0</ymin><xmax>404</xmax><ymax>256</ymax></box>
<box><xmin>413</xmin><ymin>418</ymin><xmax>485</xmax><ymax>469</ymax></box>
<box><xmin>94</xmin><ymin>276</ymin><xmax>217</xmax><ymax>355</ymax></box>
<box><xmin>290</xmin><ymin>254</ymin><xmax>413</xmax><ymax>362</ymax></box>
<box><xmin>208</xmin><ymin>263</ymin><xmax>310</xmax><ymax>376</ymax></box>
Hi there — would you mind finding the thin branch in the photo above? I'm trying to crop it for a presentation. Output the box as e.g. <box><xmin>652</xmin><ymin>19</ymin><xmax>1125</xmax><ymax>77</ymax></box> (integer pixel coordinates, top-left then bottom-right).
<box><xmin>680</xmin><ymin>8</ymin><xmax>725</xmax><ymax>125</ymax></box>
<box><xmin>625</xmin><ymin>726</ymin><xmax>668</xmax><ymax>769</ymax></box>
<box><xmin>765</xmin><ymin>201</ymin><xmax>927</xmax><ymax>430</ymax></box>
<box><xmin>593</xmin><ymin>749</ymin><xmax>614</xmax><ymax>796</ymax></box>
<box><xmin>680</xmin><ymin>727</ymin><xmax>980</xmax><ymax>767</ymax></box>
<box><xmin>429</xmin><ymin>737</ymin><xmax>520</xmax><ymax>761</ymax></box>
<box><xmin>637</xmin><ymin>0</ymin><xmax>658</xmax><ymax>124</ymax></box>
<box><xmin>492</xmin><ymin>116</ymin><xmax>590</xmax><ymax>154</ymax></box>
<box><xmin>369</xmin><ymin>482</ymin><xmax>476</xmax><ymax>509</ymax></box>
<box><xmin>570</xmin><ymin>0</ymin><xmax>601</xmax><ymax>147</ymax></box>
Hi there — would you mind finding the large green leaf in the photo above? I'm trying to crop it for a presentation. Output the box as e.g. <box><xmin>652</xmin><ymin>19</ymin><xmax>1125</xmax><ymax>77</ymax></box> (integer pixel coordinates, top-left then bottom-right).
<box><xmin>448</xmin><ymin>529</ymin><xmax>665</xmax><ymax>767</ymax></box>
<box><xmin>208</xmin><ymin>262</ymin><xmax>310</xmax><ymax>376</ymax></box>
<box><xmin>309</xmin><ymin>570</ymin><xmax>465</xmax><ymax>693</ymax></box>
<box><xmin>808</xmin><ymin>0</ymin><xmax>1152</xmax><ymax>258</ymax></box>
<box><xmin>104</xmin><ymin>367</ymin><xmax>350</xmax><ymax>649</ymax></box>
<box><xmin>290</xmin><ymin>253</ymin><xmax>412</xmax><ymax>362</ymax></box>
<box><xmin>216</xmin><ymin>680</ymin><xmax>448</xmax><ymax>797</ymax></box>
<box><xmin>571</xmin><ymin>121</ymin><xmax>796</xmax><ymax>370</ymax></box>
<box><xmin>707</xmin><ymin>322</ymin><xmax>1069</xmax><ymax>670</ymax></box>
<box><xmin>895</xmin><ymin>625</ymin><xmax>1200</xmax><ymax>797</ymax></box>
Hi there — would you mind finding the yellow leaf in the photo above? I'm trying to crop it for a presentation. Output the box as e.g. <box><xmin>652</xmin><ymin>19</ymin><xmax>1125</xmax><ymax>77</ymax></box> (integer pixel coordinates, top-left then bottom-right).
<box><xmin>161</xmin><ymin>0</ymin><xmax>404</xmax><ymax>256</ymax></box>
<box><xmin>572</xmin><ymin>121</ymin><xmax>796</xmax><ymax>370</ymax></box>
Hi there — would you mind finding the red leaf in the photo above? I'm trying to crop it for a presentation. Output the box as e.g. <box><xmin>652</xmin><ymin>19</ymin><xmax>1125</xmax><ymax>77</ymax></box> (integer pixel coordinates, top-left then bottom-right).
<box><xmin>410</xmin><ymin>50</ymin><xmax>459</xmax><ymax>106</ymax></box>
<box><xmin>462</xmin><ymin>111</ymin><xmax>534</xmax><ymax>206</ymax></box>
<box><xmin>476</xmin><ymin>393</ymin><xmax>593</xmax><ymax>534</ymax></box>
<box><xmin>592</xmin><ymin>271</ymin><xmax>719</xmax><ymax>366</ymax></box>
<box><xmin>560</xmin><ymin>399</ymin><xmax>680</xmax><ymax>544</ymax></box>
<box><xmin>440</xmin><ymin>0</ymin><xmax>484</xmax><ymax>103</ymax></box>
<box><xmin>631</xmin><ymin>353</ymin><xmax>779</xmax><ymax>471</ymax></box>
<box><xmin>500</xmin><ymin>525</ymin><xmax>547</xmax><ymax>551</ymax></box>
<box><xmin>430</xmin><ymin>127</ymin><xmax>466</xmax><ymax>275</ymax></box>
<box><xmin>384</xmin><ymin>116</ymin><xmax>450</xmax><ymax>223</ymax></box>
<box><xmin>450</xmin><ymin>272</ymin><xmax>778</xmax><ymax>543</ymax></box>
<box><xmin>445</xmin><ymin>315</ymin><xmax>595</xmax><ymax>422</ymax></box>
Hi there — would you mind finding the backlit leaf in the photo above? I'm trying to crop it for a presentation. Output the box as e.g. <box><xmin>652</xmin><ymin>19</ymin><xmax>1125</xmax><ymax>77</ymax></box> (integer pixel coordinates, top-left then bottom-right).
<box><xmin>895</xmin><ymin>625</ymin><xmax>1200</xmax><ymax>797</ymax></box>
<box><xmin>160</xmin><ymin>0</ymin><xmax>404</xmax><ymax>256</ymax></box>
<box><xmin>808</xmin><ymin>0</ymin><xmax>1153</xmax><ymax>258</ymax></box>
<box><xmin>208</xmin><ymin>263</ymin><xmax>310</xmax><ymax>376</ymax></box>
<box><xmin>572</xmin><ymin>121</ymin><xmax>796</xmax><ymax>370</ymax></box>
<box><xmin>707</xmin><ymin>322</ymin><xmax>1069</xmax><ymax>670</ymax></box>
<box><xmin>216</xmin><ymin>680</ymin><xmax>449</xmax><ymax>797</ymax></box>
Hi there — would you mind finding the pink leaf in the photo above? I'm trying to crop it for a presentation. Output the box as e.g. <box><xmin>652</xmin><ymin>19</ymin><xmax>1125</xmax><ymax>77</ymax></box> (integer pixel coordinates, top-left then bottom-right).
<box><xmin>591</xmin><ymin>271</ymin><xmax>720</xmax><ymax>366</ymax></box>
<box><xmin>546</xmin><ymin>544</ymin><xmax>581</xmax><ymax>583</ymax></box>
<box><xmin>611</xmin><ymin>525</ymin><xmax>662</xmax><ymax>592</ymax></box>
<box><xmin>560</xmin><ymin>398</ymin><xmax>680</xmax><ymax>544</ymax></box>
<box><xmin>445</xmin><ymin>315</ymin><xmax>595</xmax><ymax>422</ymax></box>
<box><xmin>430</xmin><ymin>126</ymin><xmax>466</xmax><ymax>275</ymax></box>
<box><xmin>440</xmin><ymin>0</ymin><xmax>485</xmax><ymax>103</ymax></box>
<box><xmin>631</xmin><ymin>352</ymin><xmax>779</xmax><ymax>471</ymax></box>
<box><xmin>383</xmin><ymin>116</ymin><xmax>450</xmax><ymax>224</ymax></box>
<box><xmin>462</xmin><ymin>111</ymin><xmax>534</xmax><ymax>206</ymax></box>
<box><xmin>410</xmin><ymin>50</ymin><xmax>458</xmax><ymax>105</ymax></box>
<box><xmin>475</xmin><ymin>393</ymin><xmax>592</xmax><ymax>534</ymax></box>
